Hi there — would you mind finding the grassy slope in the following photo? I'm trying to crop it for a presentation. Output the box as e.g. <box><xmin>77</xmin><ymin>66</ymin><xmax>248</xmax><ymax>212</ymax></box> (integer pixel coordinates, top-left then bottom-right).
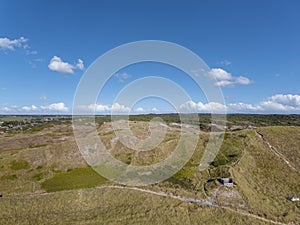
<box><xmin>258</xmin><ymin>126</ymin><xmax>300</xmax><ymax>170</ymax></box>
<box><xmin>0</xmin><ymin>187</ymin><xmax>272</xmax><ymax>225</ymax></box>
<box><xmin>1</xmin><ymin>122</ymin><xmax>299</xmax><ymax>224</ymax></box>
<box><xmin>231</xmin><ymin>129</ymin><xmax>300</xmax><ymax>223</ymax></box>
<box><xmin>0</xmin><ymin>124</ymin><xmax>87</xmax><ymax>195</ymax></box>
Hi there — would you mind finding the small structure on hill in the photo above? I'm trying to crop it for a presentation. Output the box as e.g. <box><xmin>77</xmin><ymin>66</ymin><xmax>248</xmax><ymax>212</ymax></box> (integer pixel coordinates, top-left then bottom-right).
<box><xmin>288</xmin><ymin>196</ymin><xmax>299</xmax><ymax>202</ymax></box>
<box><xmin>219</xmin><ymin>178</ymin><xmax>234</xmax><ymax>187</ymax></box>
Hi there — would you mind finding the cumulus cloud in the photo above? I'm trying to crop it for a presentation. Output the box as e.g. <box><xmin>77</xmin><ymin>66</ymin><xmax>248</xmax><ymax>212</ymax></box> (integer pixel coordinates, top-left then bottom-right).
<box><xmin>48</xmin><ymin>56</ymin><xmax>74</xmax><ymax>73</ymax></box>
<box><xmin>208</xmin><ymin>68</ymin><xmax>232</xmax><ymax>80</ymax></box>
<box><xmin>214</xmin><ymin>80</ymin><xmax>233</xmax><ymax>87</ymax></box>
<box><xmin>111</xmin><ymin>103</ymin><xmax>131</xmax><ymax>113</ymax></box>
<box><xmin>235</xmin><ymin>76</ymin><xmax>252</xmax><ymax>85</ymax></box>
<box><xmin>228</xmin><ymin>102</ymin><xmax>259</xmax><ymax>111</ymax></box>
<box><xmin>0</xmin><ymin>36</ymin><xmax>28</xmax><ymax>51</ymax></box>
<box><xmin>75</xmin><ymin>103</ymin><xmax>131</xmax><ymax>114</ymax></box>
<box><xmin>22</xmin><ymin>105</ymin><xmax>38</xmax><ymax>112</ymax></box>
<box><xmin>48</xmin><ymin>56</ymin><xmax>84</xmax><ymax>74</ymax></box>
<box><xmin>208</xmin><ymin>68</ymin><xmax>252</xmax><ymax>87</ymax></box>
<box><xmin>180</xmin><ymin>94</ymin><xmax>300</xmax><ymax>113</ymax></box>
<box><xmin>180</xmin><ymin>100</ymin><xmax>227</xmax><ymax>113</ymax></box>
<box><xmin>40</xmin><ymin>102</ymin><xmax>68</xmax><ymax>112</ymax></box>
<box><xmin>228</xmin><ymin>94</ymin><xmax>300</xmax><ymax>113</ymax></box>
<box><xmin>89</xmin><ymin>104</ymin><xmax>110</xmax><ymax>112</ymax></box>
<box><xmin>0</xmin><ymin>102</ymin><xmax>69</xmax><ymax>114</ymax></box>
<box><xmin>76</xmin><ymin>59</ymin><xmax>85</xmax><ymax>70</ymax></box>
<box><xmin>2</xmin><ymin>94</ymin><xmax>299</xmax><ymax>115</ymax></box>
<box><xmin>134</xmin><ymin>107</ymin><xmax>144</xmax><ymax>112</ymax></box>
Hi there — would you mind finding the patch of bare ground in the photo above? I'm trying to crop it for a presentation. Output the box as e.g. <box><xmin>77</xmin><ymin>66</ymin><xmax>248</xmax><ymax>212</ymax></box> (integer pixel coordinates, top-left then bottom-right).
<box><xmin>216</xmin><ymin>186</ymin><xmax>248</xmax><ymax>210</ymax></box>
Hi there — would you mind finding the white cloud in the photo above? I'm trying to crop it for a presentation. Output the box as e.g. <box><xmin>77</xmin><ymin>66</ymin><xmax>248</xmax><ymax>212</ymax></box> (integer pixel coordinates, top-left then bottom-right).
<box><xmin>180</xmin><ymin>94</ymin><xmax>300</xmax><ymax>113</ymax></box>
<box><xmin>48</xmin><ymin>56</ymin><xmax>84</xmax><ymax>74</ymax></box>
<box><xmin>48</xmin><ymin>56</ymin><xmax>74</xmax><ymax>73</ymax></box>
<box><xmin>235</xmin><ymin>76</ymin><xmax>252</xmax><ymax>85</ymax></box>
<box><xmin>228</xmin><ymin>102</ymin><xmax>260</xmax><ymax>111</ymax></box>
<box><xmin>0</xmin><ymin>37</ymin><xmax>28</xmax><ymax>51</ymax></box>
<box><xmin>181</xmin><ymin>100</ymin><xmax>197</xmax><ymax>110</ymax></box>
<box><xmin>268</xmin><ymin>94</ymin><xmax>300</xmax><ymax>107</ymax></box>
<box><xmin>228</xmin><ymin>94</ymin><xmax>300</xmax><ymax>113</ymax></box>
<box><xmin>208</xmin><ymin>68</ymin><xmax>232</xmax><ymax>80</ymax></box>
<box><xmin>75</xmin><ymin>103</ymin><xmax>131</xmax><ymax>114</ymax></box>
<box><xmin>180</xmin><ymin>100</ymin><xmax>226</xmax><ymax>113</ymax></box>
<box><xmin>76</xmin><ymin>59</ymin><xmax>85</xmax><ymax>70</ymax></box>
<box><xmin>0</xmin><ymin>102</ymin><xmax>69</xmax><ymax>114</ymax></box>
<box><xmin>40</xmin><ymin>102</ymin><xmax>68</xmax><ymax>112</ymax></box>
<box><xmin>135</xmin><ymin>107</ymin><xmax>144</xmax><ymax>112</ymax></box>
<box><xmin>208</xmin><ymin>68</ymin><xmax>252</xmax><ymax>87</ymax></box>
<box><xmin>22</xmin><ymin>105</ymin><xmax>38</xmax><ymax>112</ymax></box>
<box><xmin>111</xmin><ymin>103</ymin><xmax>131</xmax><ymax>113</ymax></box>
<box><xmin>93</xmin><ymin>104</ymin><xmax>110</xmax><ymax>112</ymax></box>
<box><xmin>214</xmin><ymin>80</ymin><xmax>234</xmax><ymax>87</ymax></box>
<box><xmin>81</xmin><ymin>103</ymin><xmax>110</xmax><ymax>112</ymax></box>
<box><xmin>2</xmin><ymin>94</ymin><xmax>299</xmax><ymax>115</ymax></box>
<box><xmin>114</xmin><ymin>73</ymin><xmax>132</xmax><ymax>82</ymax></box>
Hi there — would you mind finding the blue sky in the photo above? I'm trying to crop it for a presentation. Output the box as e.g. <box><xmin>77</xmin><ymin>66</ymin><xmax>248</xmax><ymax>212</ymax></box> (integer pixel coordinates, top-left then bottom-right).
<box><xmin>0</xmin><ymin>0</ymin><xmax>299</xmax><ymax>114</ymax></box>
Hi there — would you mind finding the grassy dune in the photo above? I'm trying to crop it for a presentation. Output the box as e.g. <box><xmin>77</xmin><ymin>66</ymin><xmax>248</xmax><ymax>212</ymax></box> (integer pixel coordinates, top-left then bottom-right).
<box><xmin>231</xmin><ymin>130</ymin><xmax>300</xmax><ymax>223</ymax></box>
<box><xmin>0</xmin><ymin>187</ymin><xmax>272</xmax><ymax>225</ymax></box>
<box><xmin>258</xmin><ymin>126</ymin><xmax>300</xmax><ymax>170</ymax></box>
<box><xmin>0</xmin><ymin>120</ymin><xmax>299</xmax><ymax>224</ymax></box>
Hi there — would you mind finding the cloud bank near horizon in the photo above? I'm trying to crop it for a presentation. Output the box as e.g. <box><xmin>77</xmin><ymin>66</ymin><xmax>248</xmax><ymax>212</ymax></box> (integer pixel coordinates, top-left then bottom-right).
<box><xmin>1</xmin><ymin>94</ymin><xmax>299</xmax><ymax>115</ymax></box>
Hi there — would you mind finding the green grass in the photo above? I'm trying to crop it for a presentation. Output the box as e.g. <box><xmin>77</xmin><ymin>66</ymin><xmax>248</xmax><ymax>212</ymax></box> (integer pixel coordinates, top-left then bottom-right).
<box><xmin>231</xmin><ymin>129</ymin><xmax>300</xmax><ymax>223</ymax></box>
<box><xmin>41</xmin><ymin>167</ymin><xmax>107</xmax><ymax>192</ymax></box>
<box><xmin>1</xmin><ymin>120</ymin><xmax>299</xmax><ymax>224</ymax></box>
<box><xmin>210</xmin><ymin>131</ymin><xmax>245</xmax><ymax>167</ymax></box>
<box><xmin>36</xmin><ymin>165</ymin><xmax>43</xmax><ymax>170</ymax></box>
<box><xmin>32</xmin><ymin>173</ymin><xmax>44</xmax><ymax>181</ymax></box>
<box><xmin>258</xmin><ymin>126</ymin><xmax>300</xmax><ymax>170</ymax></box>
<box><xmin>10</xmin><ymin>160</ymin><xmax>30</xmax><ymax>170</ymax></box>
<box><xmin>0</xmin><ymin>187</ymin><xmax>273</xmax><ymax>225</ymax></box>
<box><xmin>1</xmin><ymin>174</ymin><xmax>17</xmax><ymax>180</ymax></box>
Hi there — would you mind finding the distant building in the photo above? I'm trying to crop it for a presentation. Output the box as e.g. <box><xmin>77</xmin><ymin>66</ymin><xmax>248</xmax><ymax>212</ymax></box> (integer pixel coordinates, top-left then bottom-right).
<box><xmin>247</xmin><ymin>125</ymin><xmax>256</xmax><ymax>129</ymax></box>
<box><xmin>229</xmin><ymin>125</ymin><xmax>244</xmax><ymax>131</ymax></box>
<box><xmin>289</xmin><ymin>196</ymin><xmax>299</xmax><ymax>202</ymax></box>
<box><xmin>219</xmin><ymin>178</ymin><xmax>234</xmax><ymax>187</ymax></box>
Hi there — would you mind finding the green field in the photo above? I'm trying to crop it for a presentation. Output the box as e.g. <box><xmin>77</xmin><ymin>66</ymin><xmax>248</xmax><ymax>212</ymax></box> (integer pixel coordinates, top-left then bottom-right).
<box><xmin>41</xmin><ymin>167</ymin><xmax>108</xmax><ymax>192</ymax></box>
